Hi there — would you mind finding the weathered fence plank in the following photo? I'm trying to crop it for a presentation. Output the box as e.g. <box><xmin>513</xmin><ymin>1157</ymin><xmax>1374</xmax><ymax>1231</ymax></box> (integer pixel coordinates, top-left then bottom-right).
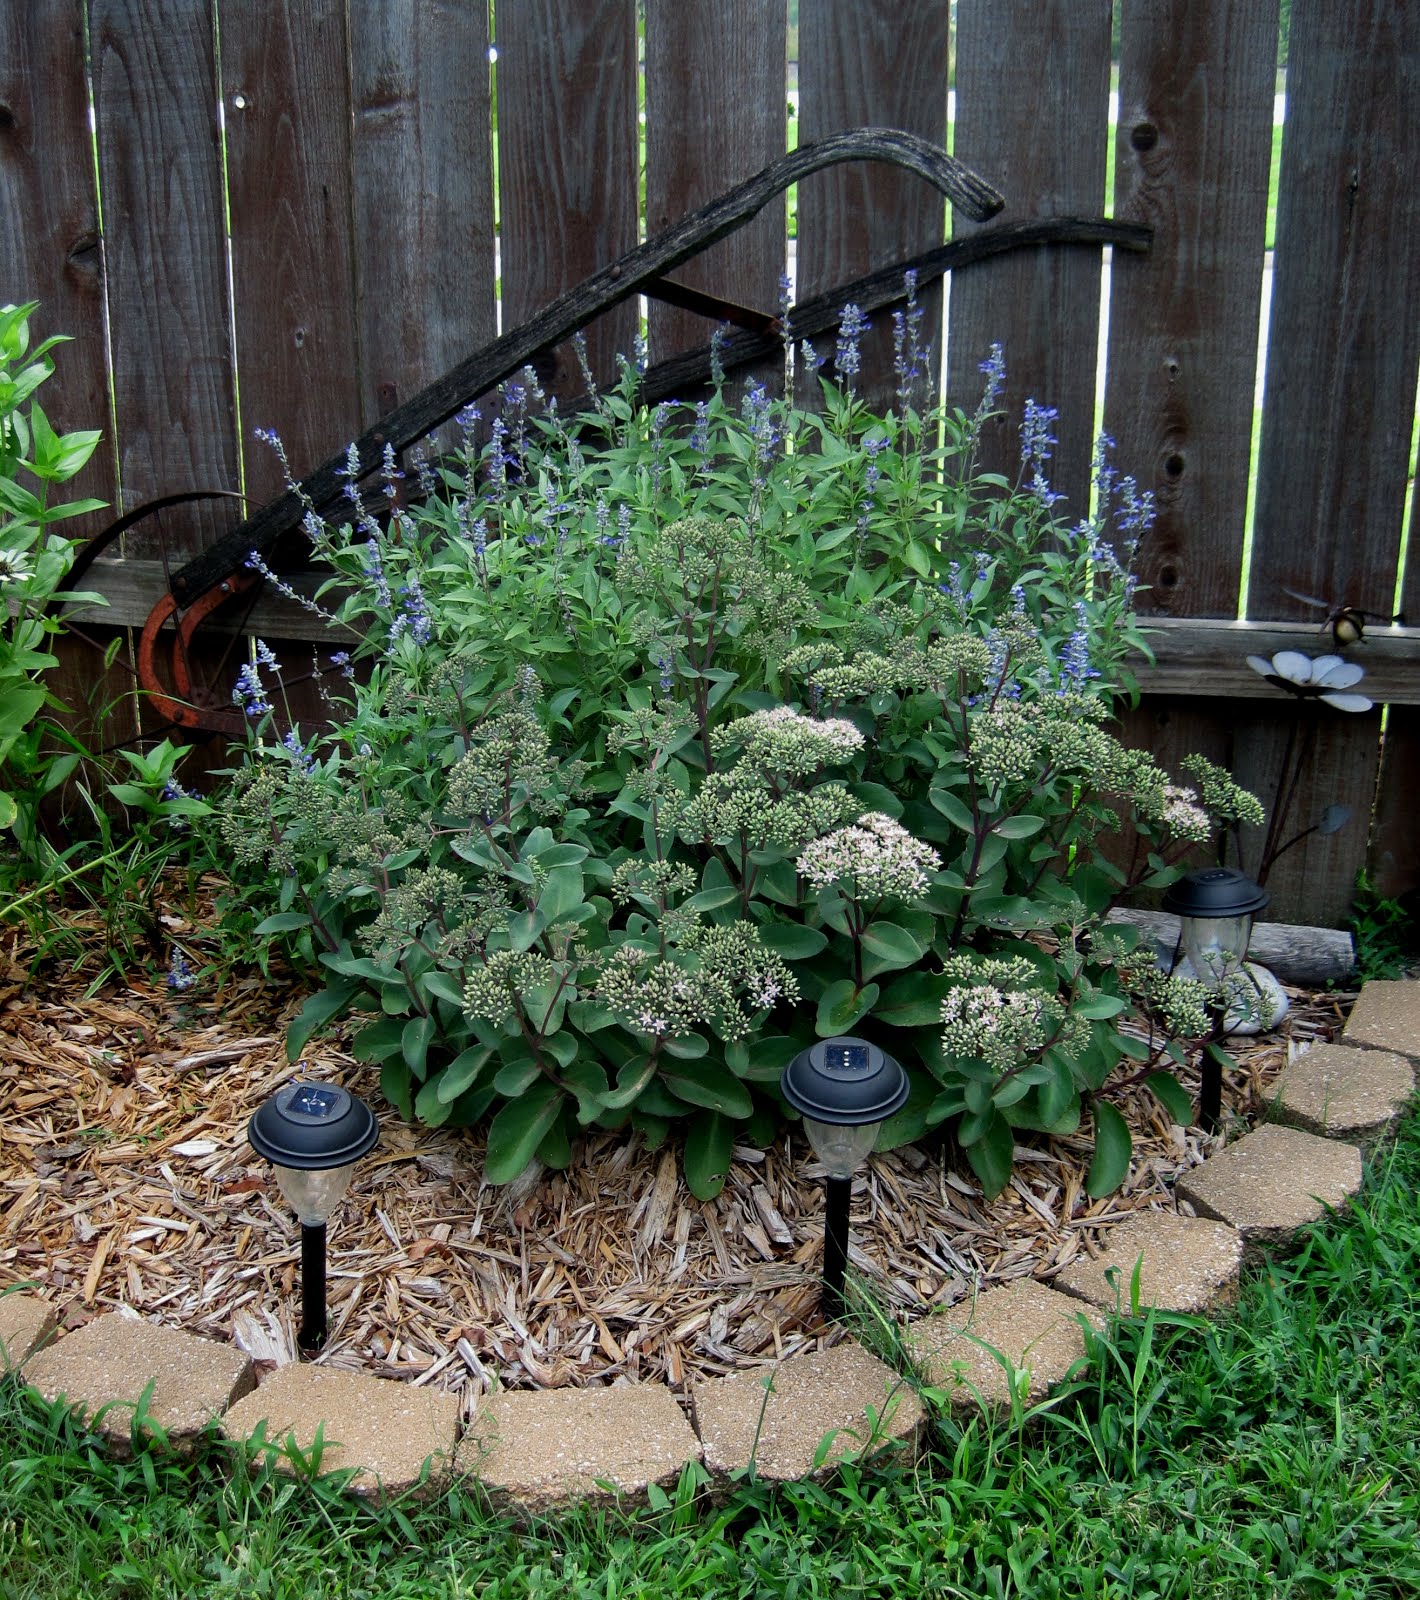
<box><xmin>947</xmin><ymin>0</ymin><xmax>1113</xmax><ymax>519</ymax></box>
<box><xmin>0</xmin><ymin>1</ymin><xmax>115</xmax><ymax>521</ymax></box>
<box><xmin>1251</xmin><ymin>0</ymin><xmax>1420</xmax><ymax>625</ymax></box>
<box><xmin>221</xmin><ymin>0</ymin><xmax>361</xmax><ymax>508</ymax></box>
<box><xmin>1370</xmin><ymin>707</ymin><xmax>1420</xmax><ymax>903</ymax></box>
<box><xmin>350</xmin><ymin>1</ymin><xmax>496</xmax><ymax>442</ymax></box>
<box><xmin>0</xmin><ymin>2</ymin><xmax>129</xmax><ymax>746</ymax></box>
<box><xmin>796</xmin><ymin>0</ymin><xmax>949</xmax><ymax>410</ymax></box>
<box><xmin>497</xmin><ymin>0</ymin><xmax>637</xmax><ymax>397</ymax></box>
<box><xmin>90</xmin><ymin>0</ymin><xmax>238</xmax><ymax>557</ymax></box>
<box><xmin>645</xmin><ymin>0</ymin><xmax>788</xmax><ymax>368</ymax></box>
<box><xmin>1104</xmin><ymin>0</ymin><xmax>1279</xmax><ymax>620</ymax></box>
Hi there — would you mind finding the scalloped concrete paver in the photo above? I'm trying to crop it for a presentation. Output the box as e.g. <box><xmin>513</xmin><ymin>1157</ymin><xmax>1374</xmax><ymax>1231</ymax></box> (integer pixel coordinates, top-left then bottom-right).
<box><xmin>1175</xmin><ymin>1123</ymin><xmax>1362</xmax><ymax>1259</ymax></box>
<box><xmin>1341</xmin><ymin>980</ymin><xmax>1420</xmax><ymax>1059</ymax></box>
<box><xmin>23</xmin><ymin>1313</ymin><xmax>255</xmax><ymax>1449</ymax></box>
<box><xmin>0</xmin><ymin>1292</ymin><xmax>57</xmax><ymax>1370</ymax></box>
<box><xmin>1053</xmin><ymin>1213</ymin><xmax>1243</xmax><ymax>1314</ymax></box>
<box><xmin>1266</xmin><ymin>1043</ymin><xmax>1414</xmax><ymax>1148</ymax></box>
<box><xmin>464</xmin><ymin>1383</ymin><xmax>701</xmax><ymax>1517</ymax></box>
<box><xmin>903</xmin><ymin>1280</ymin><xmax>1099</xmax><ymax>1409</ymax></box>
<box><xmin>221</xmin><ymin>1363</ymin><xmax>459</xmax><ymax>1501</ymax></box>
<box><xmin>691</xmin><ymin>1341</ymin><xmax>924</xmax><ymax>1482</ymax></box>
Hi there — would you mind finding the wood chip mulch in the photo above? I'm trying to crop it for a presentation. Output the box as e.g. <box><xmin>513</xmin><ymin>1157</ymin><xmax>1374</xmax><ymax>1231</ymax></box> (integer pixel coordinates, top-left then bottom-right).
<box><xmin>0</xmin><ymin>907</ymin><xmax>1350</xmax><ymax>1412</ymax></box>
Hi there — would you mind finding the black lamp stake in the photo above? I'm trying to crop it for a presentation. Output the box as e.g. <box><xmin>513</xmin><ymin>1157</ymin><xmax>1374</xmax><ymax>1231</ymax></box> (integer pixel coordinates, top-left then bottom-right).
<box><xmin>1161</xmin><ymin>867</ymin><xmax>1269</xmax><ymax>1137</ymax></box>
<box><xmin>780</xmin><ymin>1035</ymin><xmax>909</xmax><ymax>1321</ymax></box>
<box><xmin>300</xmin><ymin>1222</ymin><xmax>328</xmax><ymax>1352</ymax></box>
<box><xmin>247</xmin><ymin>1080</ymin><xmax>378</xmax><ymax>1359</ymax></box>
<box><xmin>821</xmin><ymin>1174</ymin><xmax>852</xmax><ymax>1319</ymax></box>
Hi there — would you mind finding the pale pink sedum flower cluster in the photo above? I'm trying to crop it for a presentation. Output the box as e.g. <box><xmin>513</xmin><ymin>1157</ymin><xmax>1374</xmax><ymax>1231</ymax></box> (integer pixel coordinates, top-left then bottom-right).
<box><xmin>1159</xmin><ymin>783</ymin><xmax>1212</xmax><ymax>844</ymax></box>
<box><xmin>711</xmin><ymin>704</ymin><xmax>865</xmax><ymax>778</ymax></box>
<box><xmin>796</xmin><ymin>812</ymin><xmax>941</xmax><ymax>899</ymax></box>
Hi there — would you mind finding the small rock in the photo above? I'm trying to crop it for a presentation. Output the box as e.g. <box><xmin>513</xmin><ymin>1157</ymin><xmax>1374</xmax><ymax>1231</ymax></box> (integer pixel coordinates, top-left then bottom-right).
<box><xmin>904</xmin><ymin>1281</ymin><xmax>1099</xmax><ymax>1410</ymax></box>
<box><xmin>1266</xmin><ymin>1042</ymin><xmax>1414</xmax><ymax>1149</ymax></box>
<box><xmin>1175</xmin><ymin>1124</ymin><xmax>1363</xmax><ymax>1260</ymax></box>
<box><xmin>1053</xmin><ymin>1213</ymin><xmax>1242</xmax><ymax>1315</ymax></box>
<box><xmin>222</xmin><ymin>1364</ymin><xmax>459</xmax><ymax>1502</ymax></box>
<box><xmin>463</xmin><ymin>1383</ymin><xmax>701</xmax><ymax>1518</ymax></box>
<box><xmin>692</xmin><ymin>1342</ymin><xmax>923</xmax><ymax>1482</ymax></box>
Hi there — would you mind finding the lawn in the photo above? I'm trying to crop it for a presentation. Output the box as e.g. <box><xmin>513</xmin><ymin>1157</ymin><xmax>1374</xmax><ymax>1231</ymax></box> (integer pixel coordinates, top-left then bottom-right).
<box><xmin>2</xmin><ymin>1106</ymin><xmax>1416</xmax><ymax>1600</ymax></box>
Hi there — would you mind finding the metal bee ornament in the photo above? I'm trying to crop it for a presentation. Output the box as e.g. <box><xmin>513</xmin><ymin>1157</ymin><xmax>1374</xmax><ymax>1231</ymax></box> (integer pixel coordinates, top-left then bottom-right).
<box><xmin>1281</xmin><ymin>586</ymin><xmax>1404</xmax><ymax>649</ymax></box>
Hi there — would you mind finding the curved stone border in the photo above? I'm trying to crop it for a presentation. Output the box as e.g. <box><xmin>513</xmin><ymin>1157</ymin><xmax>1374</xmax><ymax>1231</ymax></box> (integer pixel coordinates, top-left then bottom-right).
<box><xmin>2</xmin><ymin>978</ymin><xmax>1415</xmax><ymax>1514</ymax></box>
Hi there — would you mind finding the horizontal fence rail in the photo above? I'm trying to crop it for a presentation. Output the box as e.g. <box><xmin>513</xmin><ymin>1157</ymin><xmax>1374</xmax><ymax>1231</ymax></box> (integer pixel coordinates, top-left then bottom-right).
<box><xmin>2</xmin><ymin>0</ymin><xmax>1419</xmax><ymax>926</ymax></box>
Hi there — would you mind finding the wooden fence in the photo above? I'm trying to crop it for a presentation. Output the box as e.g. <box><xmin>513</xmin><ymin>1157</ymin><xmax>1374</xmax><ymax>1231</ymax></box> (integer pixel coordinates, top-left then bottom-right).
<box><xmin>2</xmin><ymin>0</ymin><xmax>1419</xmax><ymax>926</ymax></box>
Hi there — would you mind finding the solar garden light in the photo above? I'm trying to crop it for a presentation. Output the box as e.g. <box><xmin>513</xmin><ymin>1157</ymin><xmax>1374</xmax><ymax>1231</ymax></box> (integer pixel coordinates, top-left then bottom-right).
<box><xmin>1161</xmin><ymin>867</ymin><xmax>1270</xmax><ymax>1133</ymax></box>
<box><xmin>247</xmin><ymin>1080</ymin><xmax>378</xmax><ymax>1354</ymax></box>
<box><xmin>780</xmin><ymin>1035</ymin><xmax>909</xmax><ymax>1319</ymax></box>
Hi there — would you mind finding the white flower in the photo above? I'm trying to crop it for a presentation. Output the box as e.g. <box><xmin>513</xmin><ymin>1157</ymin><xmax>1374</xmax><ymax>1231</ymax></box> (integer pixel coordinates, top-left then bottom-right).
<box><xmin>1159</xmin><ymin>783</ymin><xmax>1211</xmax><ymax>843</ymax></box>
<box><xmin>796</xmin><ymin>812</ymin><xmax>941</xmax><ymax>899</ymax></box>
<box><xmin>0</xmin><ymin>548</ymin><xmax>35</xmax><ymax>586</ymax></box>
<box><xmin>1246</xmin><ymin>651</ymin><xmax>1372</xmax><ymax>713</ymax></box>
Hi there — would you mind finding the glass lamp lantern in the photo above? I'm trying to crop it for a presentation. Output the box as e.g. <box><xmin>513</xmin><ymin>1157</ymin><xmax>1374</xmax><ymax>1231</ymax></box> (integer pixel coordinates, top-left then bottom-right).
<box><xmin>1161</xmin><ymin>868</ymin><xmax>1270</xmax><ymax>1130</ymax></box>
<box><xmin>1162</xmin><ymin>867</ymin><xmax>1270</xmax><ymax>986</ymax></box>
<box><xmin>247</xmin><ymin>1081</ymin><xmax>378</xmax><ymax>1352</ymax></box>
<box><xmin>780</xmin><ymin>1036</ymin><xmax>909</xmax><ymax>1318</ymax></box>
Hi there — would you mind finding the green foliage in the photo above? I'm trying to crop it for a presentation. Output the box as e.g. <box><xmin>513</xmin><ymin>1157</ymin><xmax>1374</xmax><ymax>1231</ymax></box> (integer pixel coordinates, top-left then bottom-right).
<box><xmin>1346</xmin><ymin>873</ymin><xmax>1419</xmax><ymax>982</ymax></box>
<box><xmin>1</xmin><ymin>735</ymin><xmax>214</xmax><ymax>990</ymax></box>
<box><xmin>0</xmin><ymin>302</ymin><xmax>106</xmax><ymax>831</ymax></box>
<box><xmin>216</xmin><ymin>331</ymin><xmax>1261</xmax><ymax>1198</ymax></box>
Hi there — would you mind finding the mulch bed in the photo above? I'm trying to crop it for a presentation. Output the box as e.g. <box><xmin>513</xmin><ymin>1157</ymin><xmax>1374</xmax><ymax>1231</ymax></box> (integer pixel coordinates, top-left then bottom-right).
<box><xmin>0</xmin><ymin>892</ymin><xmax>1350</xmax><ymax>1415</ymax></box>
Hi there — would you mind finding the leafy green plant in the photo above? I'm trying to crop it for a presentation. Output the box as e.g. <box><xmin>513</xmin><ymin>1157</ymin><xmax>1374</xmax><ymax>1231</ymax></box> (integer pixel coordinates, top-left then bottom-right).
<box><xmin>1</xmin><ymin>733</ymin><xmax>213</xmax><ymax>991</ymax></box>
<box><xmin>215</xmin><ymin>316</ymin><xmax>1260</xmax><ymax>1198</ymax></box>
<box><xmin>1346</xmin><ymin>872</ymin><xmax>1419</xmax><ymax>982</ymax></box>
<box><xmin>0</xmin><ymin>302</ymin><xmax>106</xmax><ymax>830</ymax></box>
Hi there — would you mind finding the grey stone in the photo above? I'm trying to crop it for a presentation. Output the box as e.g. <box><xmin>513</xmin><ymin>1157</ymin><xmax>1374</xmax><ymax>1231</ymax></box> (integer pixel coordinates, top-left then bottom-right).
<box><xmin>0</xmin><ymin>1291</ymin><xmax>57</xmax><ymax>1370</ymax></box>
<box><xmin>1267</xmin><ymin>1043</ymin><xmax>1414</xmax><ymax>1148</ymax></box>
<box><xmin>903</xmin><ymin>1280</ymin><xmax>1099</xmax><ymax>1409</ymax></box>
<box><xmin>221</xmin><ymin>1363</ymin><xmax>460</xmax><ymax>1501</ymax></box>
<box><xmin>1341</xmin><ymin>980</ymin><xmax>1420</xmax><ymax>1060</ymax></box>
<box><xmin>23</xmin><ymin>1313</ymin><xmax>255</xmax><ymax>1450</ymax></box>
<box><xmin>1175</xmin><ymin>1123</ymin><xmax>1363</xmax><ymax>1259</ymax></box>
<box><xmin>691</xmin><ymin>1341</ymin><xmax>924</xmax><ymax>1482</ymax></box>
<box><xmin>1053</xmin><ymin>1213</ymin><xmax>1243</xmax><ymax>1315</ymax></box>
<box><xmin>463</xmin><ymin>1383</ymin><xmax>702</xmax><ymax>1518</ymax></box>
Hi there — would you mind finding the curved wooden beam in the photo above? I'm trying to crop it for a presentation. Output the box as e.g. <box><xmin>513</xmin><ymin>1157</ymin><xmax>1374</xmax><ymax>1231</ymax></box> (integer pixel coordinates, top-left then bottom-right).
<box><xmin>171</xmin><ymin>129</ymin><xmax>1005</xmax><ymax>602</ymax></box>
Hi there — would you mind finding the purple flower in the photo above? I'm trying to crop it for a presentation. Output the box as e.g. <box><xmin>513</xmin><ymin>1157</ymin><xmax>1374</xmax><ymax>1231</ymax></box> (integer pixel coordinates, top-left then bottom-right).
<box><xmin>1020</xmin><ymin>398</ymin><xmax>1062</xmax><ymax>507</ymax></box>
<box><xmin>282</xmin><ymin>730</ymin><xmax>317</xmax><ymax>772</ymax></box>
<box><xmin>389</xmin><ymin>575</ymin><xmax>432</xmax><ymax>647</ymax></box>
<box><xmin>1060</xmin><ymin>602</ymin><xmax>1100</xmax><ymax>687</ymax></box>
<box><xmin>167</xmin><ymin>951</ymin><xmax>195</xmax><ymax>991</ymax></box>
<box><xmin>690</xmin><ymin>401</ymin><xmax>710</xmax><ymax>461</ymax></box>
<box><xmin>709</xmin><ymin>326</ymin><xmax>727</xmax><ymax>389</ymax></box>
<box><xmin>233</xmin><ymin>662</ymin><xmax>272</xmax><ymax>718</ymax></box>
<box><xmin>835</xmin><ymin>303</ymin><xmax>869</xmax><ymax>385</ymax></box>
<box><xmin>363</xmin><ymin>539</ymin><xmax>392</xmax><ymax>608</ymax></box>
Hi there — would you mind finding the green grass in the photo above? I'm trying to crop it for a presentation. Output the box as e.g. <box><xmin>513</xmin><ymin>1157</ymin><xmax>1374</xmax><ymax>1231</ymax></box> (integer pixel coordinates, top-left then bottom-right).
<box><xmin>3</xmin><ymin>1109</ymin><xmax>1419</xmax><ymax>1598</ymax></box>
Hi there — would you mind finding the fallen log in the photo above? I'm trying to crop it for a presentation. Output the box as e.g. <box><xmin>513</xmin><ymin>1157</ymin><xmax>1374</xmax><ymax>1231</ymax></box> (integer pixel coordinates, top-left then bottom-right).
<box><xmin>1106</xmin><ymin>909</ymin><xmax>1356</xmax><ymax>987</ymax></box>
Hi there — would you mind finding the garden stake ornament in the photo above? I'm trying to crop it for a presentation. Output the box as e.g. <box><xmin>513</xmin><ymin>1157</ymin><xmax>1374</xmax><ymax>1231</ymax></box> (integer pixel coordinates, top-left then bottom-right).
<box><xmin>247</xmin><ymin>1081</ymin><xmax>379</xmax><ymax>1353</ymax></box>
<box><xmin>780</xmin><ymin>1037</ymin><xmax>909</xmax><ymax>1319</ymax></box>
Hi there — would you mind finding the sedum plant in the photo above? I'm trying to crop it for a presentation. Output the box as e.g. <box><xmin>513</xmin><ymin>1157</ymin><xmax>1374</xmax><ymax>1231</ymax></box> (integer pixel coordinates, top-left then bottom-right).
<box><xmin>216</xmin><ymin>313</ymin><xmax>1261</xmax><ymax>1199</ymax></box>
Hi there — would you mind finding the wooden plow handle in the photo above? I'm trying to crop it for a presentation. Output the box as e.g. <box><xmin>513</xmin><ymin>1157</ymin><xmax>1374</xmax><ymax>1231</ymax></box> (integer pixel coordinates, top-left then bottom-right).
<box><xmin>169</xmin><ymin>128</ymin><xmax>1005</xmax><ymax>604</ymax></box>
